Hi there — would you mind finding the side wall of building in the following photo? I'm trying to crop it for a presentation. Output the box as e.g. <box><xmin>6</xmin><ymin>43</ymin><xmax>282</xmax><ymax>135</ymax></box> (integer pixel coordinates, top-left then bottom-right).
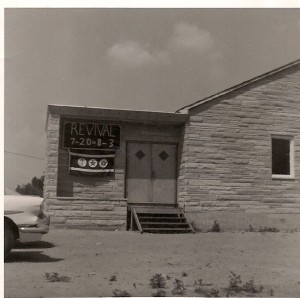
<box><xmin>45</xmin><ymin>117</ymin><xmax>182</xmax><ymax>230</ymax></box>
<box><xmin>179</xmin><ymin>65</ymin><xmax>300</xmax><ymax>231</ymax></box>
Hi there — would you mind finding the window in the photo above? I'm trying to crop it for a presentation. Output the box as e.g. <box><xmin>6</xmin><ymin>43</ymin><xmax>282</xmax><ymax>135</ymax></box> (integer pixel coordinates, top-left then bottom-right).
<box><xmin>271</xmin><ymin>136</ymin><xmax>294</xmax><ymax>179</ymax></box>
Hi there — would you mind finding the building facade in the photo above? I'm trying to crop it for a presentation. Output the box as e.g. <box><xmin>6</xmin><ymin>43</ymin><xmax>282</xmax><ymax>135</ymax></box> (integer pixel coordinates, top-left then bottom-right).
<box><xmin>45</xmin><ymin>107</ymin><xmax>187</xmax><ymax>230</ymax></box>
<box><xmin>44</xmin><ymin>60</ymin><xmax>300</xmax><ymax>231</ymax></box>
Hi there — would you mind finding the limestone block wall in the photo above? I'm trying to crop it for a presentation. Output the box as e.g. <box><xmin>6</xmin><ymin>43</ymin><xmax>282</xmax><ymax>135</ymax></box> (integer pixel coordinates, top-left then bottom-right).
<box><xmin>44</xmin><ymin>113</ymin><xmax>60</xmax><ymax>201</ymax></box>
<box><xmin>45</xmin><ymin>116</ymin><xmax>182</xmax><ymax>230</ymax></box>
<box><xmin>179</xmin><ymin>65</ymin><xmax>300</xmax><ymax>231</ymax></box>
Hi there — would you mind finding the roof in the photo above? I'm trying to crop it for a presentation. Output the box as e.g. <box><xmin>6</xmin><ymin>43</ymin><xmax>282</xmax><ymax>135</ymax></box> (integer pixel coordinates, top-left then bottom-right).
<box><xmin>177</xmin><ymin>59</ymin><xmax>300</xmax><ymax>113</ymax></box>
<box><xmin>47</xmin><ymin>104</ymin><xmax>188</xmax><ymax>126</ymax></box>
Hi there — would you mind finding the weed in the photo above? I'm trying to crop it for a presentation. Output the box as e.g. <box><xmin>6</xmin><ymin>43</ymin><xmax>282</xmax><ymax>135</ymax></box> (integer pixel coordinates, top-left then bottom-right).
<box><xmin>270</xmin><ymin>288</ymin><xmax>274</xmax><ymax>296</ymax></box>
<box><xmin>242</xmin><ymin>279</ymin><xmax>263</xmax><ymax>294</ymax></box>
<box><xmin>225</xmin><ymin>272</ymin><xmax>263</xmax><ymax>297</ymax></box>
<box><xmin>206</xmin><ymin>289</ymin><xmax>219</xmax><ymax>297</ymax></box>
<box><xmin>210</xmin><ymin>220</ymin><xmax>221</xmax><ymax>232</ymax></box>
<box><xmin>247</xmin><ymin>225</ymin><xmax>255</xmax><ymax>232</ymax></box>
<box><xmin>150</xmin><ymin>274</ymin><xmax>166</xmax><ymax>289</ymax></box>
<box><xmin>194</xmin><ymin>279</ymin><xmax>204</xmax><ymax>295</ymax></box>
<box><xmin>152</xmin><ymin>289</ymin><xmax>167</xmax><ymax>297</ymax></box>
<box><xmin>226</xmin><ymin>271</ymin><xmax>242</xmax><ymax>296</ymax></box>
<box><xmin>172</xmin><ymin>278</ymin><xmax>186</xmax><ymax>295</ymax></box>
<box><xmin>110</xmin><ymin>275</ymin><xmax>117</xmax><ymax>282</ymax></box>
<box><xmin>45</xmin><ymin>272</ymin><xmax>70</xmax><ymax>282</ymax></box>
<box><xmin>112</xmin><ymin>289</ymin><xmax>131</xmax><ymax>297</ymax></box>
<box><xmin>228</xmin><ymin>271</ymin><xmax>242</xmax><ymax>290</ymax></box>
<box><xmin>182</xmin><ymin>272</ymin><xmax>188</xmax><ymax>277</ymax></box>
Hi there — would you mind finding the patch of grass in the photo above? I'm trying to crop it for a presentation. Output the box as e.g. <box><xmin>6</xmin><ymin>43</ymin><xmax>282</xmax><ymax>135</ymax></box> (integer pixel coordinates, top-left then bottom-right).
<box><xmin>171</xmin><ymin>278</ymin><xmax>186</xmax><ymax>296</ymax></box>
<box><xmin>110</xmin><ymin>275</ymin><xmax>117</xmax><ymax>282</ymax></box>
<box><xmin>209</xmin><ymin>220</ymin><xmax>221</xmax><ymax>232</ymax></box>
<box><xmin>45</xmin><ymin>272</ymin><xmax>71</xmax><ymax>282</ymax></box>
<box><xmin>152</xmin><ymin>289</ymin><xmax>167</xmax><ymax>297</ymax></box>
<box><xmin>247</xmin><ymin>225</ymin><xmax>280</xmax><ymax>233</ymax></box>
<box><xmin>259</xmin><ymin>226</ymin><xmax>279</xmax><ymax>233</ymax></box>
<box><xmin>112</xmin><ymin>289</ymin><xmax>131</xmax><ymax>297</ymax></box>
<box><xmin>150</xmin><ymin>274</ymin><xmax>166</xmax><ymax>289</ymax></box>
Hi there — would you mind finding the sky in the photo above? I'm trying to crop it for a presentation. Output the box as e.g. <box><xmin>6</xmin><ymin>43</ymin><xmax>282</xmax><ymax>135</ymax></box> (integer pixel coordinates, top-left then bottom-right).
<box><xmin>4</xmin><ymin>8</ymin><xmax>300</xmax><ymax>190</ymax></box>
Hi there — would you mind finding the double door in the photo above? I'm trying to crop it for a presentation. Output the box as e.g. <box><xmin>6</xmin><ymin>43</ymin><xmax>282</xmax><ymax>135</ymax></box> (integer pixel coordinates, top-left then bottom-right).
<box><xmin>126</xmin><ymin>142</ymin><xmax>177</xmax><ymax>204</ymax></box>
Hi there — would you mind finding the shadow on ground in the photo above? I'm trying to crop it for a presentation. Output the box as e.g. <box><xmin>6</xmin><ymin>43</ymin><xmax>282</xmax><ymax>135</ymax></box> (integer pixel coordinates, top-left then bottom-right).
<box><xmin>15</xmin><ymin>241</ymin><xmax>56</xmax><ymax>249</ymax></box>
<box><xmin>5</xmin><ymin>251</ymin><xmax>63</xmax><ymax>263</ymax></box>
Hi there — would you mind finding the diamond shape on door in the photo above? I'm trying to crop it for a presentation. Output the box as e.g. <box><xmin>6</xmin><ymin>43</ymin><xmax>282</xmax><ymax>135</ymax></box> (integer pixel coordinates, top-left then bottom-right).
<box><xmin>135</xmin><ymin>150</ymin><xmax>145</xmax><ymax>160</ymax></box>
<box><xmin>159</xmin><ymin>150</ymin><xmax>169</xmax><ymax>161</ymax></box>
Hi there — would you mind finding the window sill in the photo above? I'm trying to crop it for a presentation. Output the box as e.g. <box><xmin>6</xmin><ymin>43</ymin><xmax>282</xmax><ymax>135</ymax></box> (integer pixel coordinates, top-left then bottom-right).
<box><xmin>272</xmin><ymin>175</ymin><xmax>295</xmax><ymax>180</ymax></box>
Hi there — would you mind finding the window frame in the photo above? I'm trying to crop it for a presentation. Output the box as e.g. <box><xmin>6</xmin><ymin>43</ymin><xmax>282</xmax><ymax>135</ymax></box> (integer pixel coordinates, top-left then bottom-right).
<box><xmin>271</xmin><ymin>135</ymin><xmax>295</xmax><ymax>180</ymax></box>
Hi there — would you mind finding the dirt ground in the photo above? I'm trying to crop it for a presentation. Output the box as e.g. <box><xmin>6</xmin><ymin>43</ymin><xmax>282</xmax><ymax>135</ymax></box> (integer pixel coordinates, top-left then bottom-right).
<box><xmin>4</xmin><ymin>229</ymin><xmax>300</xmax><ymax>297</ymax></box>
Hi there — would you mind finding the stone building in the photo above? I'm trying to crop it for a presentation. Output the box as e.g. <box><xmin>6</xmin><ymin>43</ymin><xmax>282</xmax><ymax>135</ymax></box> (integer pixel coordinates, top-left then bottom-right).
<box><xmin>44</xmin><ymin>59</ymin><xmax>300</xmax><ymax>232</ymax></box>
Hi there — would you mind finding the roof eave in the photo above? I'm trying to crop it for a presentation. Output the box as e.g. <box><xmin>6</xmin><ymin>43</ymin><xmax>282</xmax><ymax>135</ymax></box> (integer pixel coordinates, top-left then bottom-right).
<box><xmin>47</xmin><ymin>104</ymin><xmax>188</xmax><ymax>125</ymax></box>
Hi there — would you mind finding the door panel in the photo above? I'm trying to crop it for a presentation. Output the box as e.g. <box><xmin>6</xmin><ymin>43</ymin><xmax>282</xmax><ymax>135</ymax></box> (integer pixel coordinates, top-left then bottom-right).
<box><xmin>152</xmin><ymin>144</ymin><xmax>177</xmax><ymax>204</ymax></box>
<box><xmin>126</xmin><ymin>142</ymin><xmax>177</xmax><ymax>205</ymax></box>
<box><xmin>127</xmin><ymin>143</ymin><xmax>152</xmax><ymax>203</ymax></box>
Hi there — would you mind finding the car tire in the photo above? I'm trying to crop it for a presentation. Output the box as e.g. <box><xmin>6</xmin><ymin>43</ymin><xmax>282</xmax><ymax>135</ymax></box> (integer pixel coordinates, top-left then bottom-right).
<box><xmin>4</xmin><ymin>221</ymin><xmax>15</xmax><ymax>259</ymax></box>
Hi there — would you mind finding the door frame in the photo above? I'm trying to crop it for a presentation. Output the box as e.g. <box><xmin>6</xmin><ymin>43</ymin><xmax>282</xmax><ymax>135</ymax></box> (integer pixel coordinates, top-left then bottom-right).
<box><xmin>125</xmin><ymin>140</ymin><xmax>179</xmax><ymax>206</ymax></box>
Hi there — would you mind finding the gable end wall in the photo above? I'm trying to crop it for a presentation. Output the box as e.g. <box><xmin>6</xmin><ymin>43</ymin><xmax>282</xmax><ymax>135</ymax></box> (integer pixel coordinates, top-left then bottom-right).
<box><xmin>179</xmin><ymin>65</ymin><xmax>300</xmax><ymax>231</ymax></box>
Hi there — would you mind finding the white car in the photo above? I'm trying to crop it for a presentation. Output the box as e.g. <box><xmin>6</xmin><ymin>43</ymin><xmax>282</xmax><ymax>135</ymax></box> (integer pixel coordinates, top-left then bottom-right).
<box><xmin>4</xmin><ymin>195</ymin><xmax>50</xmax><ymax>259</ymax></box>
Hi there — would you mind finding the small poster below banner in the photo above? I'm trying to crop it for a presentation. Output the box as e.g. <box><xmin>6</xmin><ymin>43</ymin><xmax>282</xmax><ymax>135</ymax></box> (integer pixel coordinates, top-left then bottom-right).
<box><xmin>69</xmin><ymin>151</ymin><xmax>115</xmax><ymax>175</ymax></box>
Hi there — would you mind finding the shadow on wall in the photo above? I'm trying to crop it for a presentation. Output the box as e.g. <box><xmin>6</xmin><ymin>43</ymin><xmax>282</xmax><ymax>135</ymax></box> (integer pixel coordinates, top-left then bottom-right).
<box><xmin>57</xmin><ymin>172</ymin><xmax>115</xmax><ymax>197</ymax></box>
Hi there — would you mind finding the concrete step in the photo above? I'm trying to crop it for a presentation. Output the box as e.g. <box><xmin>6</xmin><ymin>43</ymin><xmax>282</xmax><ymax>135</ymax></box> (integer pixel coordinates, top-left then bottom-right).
<box><xmin>131</xmin><ymin>206</ymin><xmax>194</xmax><ymax>234</ymax></box>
